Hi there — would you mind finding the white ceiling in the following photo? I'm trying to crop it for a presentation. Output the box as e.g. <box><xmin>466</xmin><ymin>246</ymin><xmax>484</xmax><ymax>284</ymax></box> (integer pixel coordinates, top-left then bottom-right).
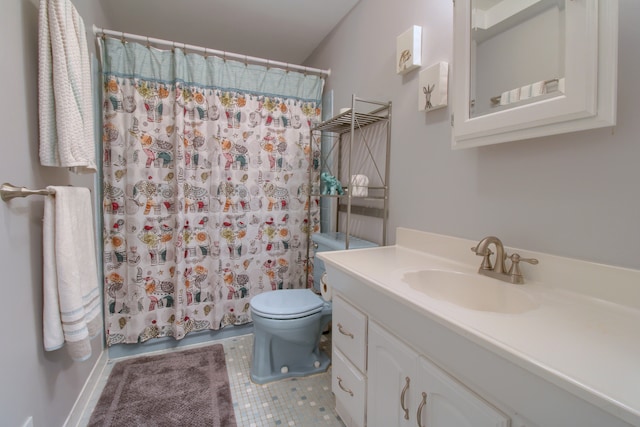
<box><xmin>98</xmin><ymin>0</ymin><xmax>360</xmax><ymax>65</ymax></box>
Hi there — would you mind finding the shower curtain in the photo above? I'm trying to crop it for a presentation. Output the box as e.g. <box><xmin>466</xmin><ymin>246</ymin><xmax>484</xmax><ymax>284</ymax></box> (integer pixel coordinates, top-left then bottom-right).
<box><xmin>99</xmin><ymin>37</ymin><xmax>323</xmax><ymax>345</ymax></box>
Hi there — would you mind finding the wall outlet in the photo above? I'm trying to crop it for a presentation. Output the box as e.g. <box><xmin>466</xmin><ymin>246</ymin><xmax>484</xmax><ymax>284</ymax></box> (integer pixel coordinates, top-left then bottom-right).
<box><xmin>21</xmin><ymin>416</ymin><xmax>33</xmax><ymax>427</ymax></box>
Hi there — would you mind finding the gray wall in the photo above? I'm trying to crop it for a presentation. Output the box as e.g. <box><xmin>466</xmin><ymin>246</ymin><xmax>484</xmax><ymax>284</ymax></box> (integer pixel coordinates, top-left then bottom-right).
<box><xmin>0</xmin><ymin>1</ymin><xmax>110</xmax><ymax>426</ymax></box>
<box><xmin>306</xmin><ymin>0</ymin><xmax>640</xmax><ymax>270</ymax></box>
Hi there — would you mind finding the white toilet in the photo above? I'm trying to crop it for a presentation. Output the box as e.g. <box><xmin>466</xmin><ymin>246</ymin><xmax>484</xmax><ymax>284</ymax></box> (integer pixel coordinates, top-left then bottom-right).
<box><xmin>250</xmin><ymin>289</ymin><xmax>332</xmax><ymax>384</ymax></box>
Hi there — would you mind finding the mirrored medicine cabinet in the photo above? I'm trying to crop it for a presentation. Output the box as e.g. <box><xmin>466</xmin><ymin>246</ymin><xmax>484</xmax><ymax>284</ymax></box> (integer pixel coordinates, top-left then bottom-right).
<box><xmin>451</xmin><ymin>0</ymin><xmax>618</xmax><ymax>149</ymax></box>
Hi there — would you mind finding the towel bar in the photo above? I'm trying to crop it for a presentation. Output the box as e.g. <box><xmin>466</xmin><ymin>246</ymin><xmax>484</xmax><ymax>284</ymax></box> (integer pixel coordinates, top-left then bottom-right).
<box><xmin>1</xmin><ymin>183</ymin><xmax>56</xmax><ymax>201</ymax></box>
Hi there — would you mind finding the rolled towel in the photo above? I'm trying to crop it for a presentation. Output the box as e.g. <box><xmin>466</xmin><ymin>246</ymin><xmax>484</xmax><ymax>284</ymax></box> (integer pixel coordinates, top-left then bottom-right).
<box><xmin>350</xmin><ymin>174</ymin><xmax>369</xmax><ymax>197</ymax></box>
<box><xmin>531</xmin><ymin>81</ymin><xmax>545</xmax><ymax>97</ymax></box>
<box><xmin>500</xmin><ymin>91</ymin><xmax>510</xmax><ymax>106</ymax></box>
<box><xmin>519</xmin><ymin>84</ymin><xmax>532</xmax><ymax>101</ymax></box>
<box><xmin>509</xmin><ymin>88</ymin><xmax>521</xmax><ymax>104</ymax></box>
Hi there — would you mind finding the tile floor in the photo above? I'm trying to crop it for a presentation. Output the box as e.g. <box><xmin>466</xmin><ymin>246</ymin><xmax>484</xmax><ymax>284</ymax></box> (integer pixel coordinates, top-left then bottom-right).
<box><xmin>80</xmin><ymin>333</ymin><xmax>345</xmax><ymax>427</ymax></box>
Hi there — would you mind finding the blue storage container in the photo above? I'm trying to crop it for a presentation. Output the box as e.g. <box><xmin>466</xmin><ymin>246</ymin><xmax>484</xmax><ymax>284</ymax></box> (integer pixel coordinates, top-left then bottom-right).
<box><xmin>311</xmin><ymin>232</ymin><xmax>378</xmax><ymax>292</ymax></box>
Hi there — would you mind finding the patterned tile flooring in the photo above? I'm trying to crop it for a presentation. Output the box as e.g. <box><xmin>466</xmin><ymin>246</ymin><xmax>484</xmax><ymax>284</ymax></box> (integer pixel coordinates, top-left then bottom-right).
<box><xmin>80</xmin><ymin>333</ymin><xmax>345</xmax><ymax>426</ymax></box>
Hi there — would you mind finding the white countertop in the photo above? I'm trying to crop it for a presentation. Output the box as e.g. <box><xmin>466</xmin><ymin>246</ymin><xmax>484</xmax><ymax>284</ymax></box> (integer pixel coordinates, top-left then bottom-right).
<box><xmin>318</xmin><ymin>228</ymin><xmax>640</xmax><ymax>426</ymax></box>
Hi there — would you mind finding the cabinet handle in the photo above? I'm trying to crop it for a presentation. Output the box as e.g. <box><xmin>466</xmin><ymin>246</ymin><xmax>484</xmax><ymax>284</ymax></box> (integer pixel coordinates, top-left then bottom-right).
<box><xmin>337</xmin><ymin>376</ymin><xmax>354</xmax><ymax>396</ymax></box>
<box><xmin>400</xmin><ymin>376</ymin><xmax>410</xmax><ymax>420</ymax></box>
<box><xmin>337</xmin><ymin>323</ymin><xmax>354</xmax><ymax>339</ymax></box>
<box><xmin>416</xmin><ymin>392</ymin><xmax>427</xmax><ymax>427</ymax></box>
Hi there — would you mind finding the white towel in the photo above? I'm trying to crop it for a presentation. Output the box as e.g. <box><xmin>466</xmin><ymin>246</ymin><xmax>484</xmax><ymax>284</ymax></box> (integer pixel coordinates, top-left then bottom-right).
<box><xmin>43</xmin><ymin>186</ymin><xmax>101</xmax><ymax>361</ymax></box>
<box><xmin>531</xmin><ymin>80</ymin><xmax>545</xmax><ymax>97</ymax></box>
<box><xmin>38</xmin><ymin>0</ymin><xmax>96</xmax><ymax>173</ymax></box>
<box><xmin>350</xmin><ymin>174</ymin><xmax>369</xmax><ymax>197</ymax></box>
<box><xmin>500</xmin><ymin>91</ymin><xmax>510</xmax><ymax>106</ymax></box>
<box><xmin>519</xmin><ymin>84</ymin><xmax>532</xmax><ymax>101</ymax></box>
<box><xmin>509</xmin><ymin>88</ymin><xmax>521</xmax><ymax>104</ymax></box>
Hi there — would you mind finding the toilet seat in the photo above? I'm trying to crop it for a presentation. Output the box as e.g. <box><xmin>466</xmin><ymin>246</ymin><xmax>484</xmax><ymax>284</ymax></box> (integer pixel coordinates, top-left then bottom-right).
<box><xmin>250</xmin><ymin>289</ymin><xmax>324</xmax><ymax>320</ymax></box>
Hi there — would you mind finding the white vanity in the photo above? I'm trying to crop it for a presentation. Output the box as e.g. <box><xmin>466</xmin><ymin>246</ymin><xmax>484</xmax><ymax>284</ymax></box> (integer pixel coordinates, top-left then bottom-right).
<box><xmin>318</xmin><ymin>228</ymin><xmax>640</xmax><ymax>427</ymax></box>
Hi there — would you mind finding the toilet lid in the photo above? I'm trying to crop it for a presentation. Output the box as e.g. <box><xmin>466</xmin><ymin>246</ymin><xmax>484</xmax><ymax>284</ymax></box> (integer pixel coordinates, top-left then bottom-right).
<box><xmin>250</xmin><ymin>289</ymin><xmax>324</xmax><ymax>319</ymax></box>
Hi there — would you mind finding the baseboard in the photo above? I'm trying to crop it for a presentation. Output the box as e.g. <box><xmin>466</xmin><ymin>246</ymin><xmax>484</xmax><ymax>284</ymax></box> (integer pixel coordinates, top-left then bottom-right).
<box><xmin>63</xmin><ymin>348</ymin><xmax>109</xmax><ymax>427</ymax></box>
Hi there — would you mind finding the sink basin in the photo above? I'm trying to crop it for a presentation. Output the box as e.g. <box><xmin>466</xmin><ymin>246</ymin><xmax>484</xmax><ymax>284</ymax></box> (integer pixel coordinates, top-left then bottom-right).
<box><xmin>401</xmin><ymin>269</ymin><xmax>539</xmax><ymax>314</ymax></box>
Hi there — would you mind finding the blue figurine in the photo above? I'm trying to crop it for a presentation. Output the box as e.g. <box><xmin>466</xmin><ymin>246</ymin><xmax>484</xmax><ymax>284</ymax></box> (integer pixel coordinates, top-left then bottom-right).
<box><xmin>320</xmin><ymin>172</ymin><xmax>344</xmax><ymax>195</ymax></box>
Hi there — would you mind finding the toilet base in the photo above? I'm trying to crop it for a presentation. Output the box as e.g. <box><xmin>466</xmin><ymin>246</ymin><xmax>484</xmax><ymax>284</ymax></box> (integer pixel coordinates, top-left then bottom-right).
<box><xmin>250</xmin><ymin>349</ymin><xmax>330</xmax><ymax>384</ymax></box>
<box><xmin>250</xmin><ymin>304</ymin><xmax>332</xmax><ymax>385</ymax></box>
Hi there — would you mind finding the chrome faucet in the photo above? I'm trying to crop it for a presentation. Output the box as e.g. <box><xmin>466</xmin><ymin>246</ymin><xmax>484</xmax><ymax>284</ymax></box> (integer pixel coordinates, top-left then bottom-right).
<box><xmin>472</xmin><ymin>236</ymin><xmax>538</xmax><ymax>284</ymax></box>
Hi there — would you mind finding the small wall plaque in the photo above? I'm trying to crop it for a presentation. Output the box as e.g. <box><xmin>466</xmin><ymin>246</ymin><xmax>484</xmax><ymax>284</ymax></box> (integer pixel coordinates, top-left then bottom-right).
<box><xmin>419</xmin><ymin>62</ymin><xmax>449</xmax><ymax>112</ymax></box>
<box><xmin>396</xmin><ymin>26</ymin><xmax>422</xmax><ymax>75</ymax></box>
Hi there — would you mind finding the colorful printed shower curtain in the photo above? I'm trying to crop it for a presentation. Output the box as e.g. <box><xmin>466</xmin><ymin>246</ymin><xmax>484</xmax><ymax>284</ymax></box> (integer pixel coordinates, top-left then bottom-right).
<box><xmin>99</xmin><ymin>38</ymin><xmax>322</xmax><ymax>345</ymax></box>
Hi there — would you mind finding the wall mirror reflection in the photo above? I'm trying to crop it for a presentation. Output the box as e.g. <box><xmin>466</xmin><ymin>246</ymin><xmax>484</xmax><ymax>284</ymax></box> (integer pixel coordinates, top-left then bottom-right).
<box><xmin>470</xmin><ymin>0</ymin><xmax>566</xmax><ymax>118</ymax></box>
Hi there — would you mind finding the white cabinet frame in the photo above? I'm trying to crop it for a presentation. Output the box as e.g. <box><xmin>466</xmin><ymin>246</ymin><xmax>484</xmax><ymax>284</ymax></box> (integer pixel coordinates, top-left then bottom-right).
<box><xmin>451</xmin><ymin>0</ymin><xmax>618</xmax><ymax>149</ymax></box>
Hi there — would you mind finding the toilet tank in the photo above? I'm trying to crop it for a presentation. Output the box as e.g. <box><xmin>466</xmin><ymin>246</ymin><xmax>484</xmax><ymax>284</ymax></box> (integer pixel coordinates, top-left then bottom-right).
<box><xmin>311</xmin><ymin>232</ymin><xmax>378</xmax><ymax>292</ymax></box>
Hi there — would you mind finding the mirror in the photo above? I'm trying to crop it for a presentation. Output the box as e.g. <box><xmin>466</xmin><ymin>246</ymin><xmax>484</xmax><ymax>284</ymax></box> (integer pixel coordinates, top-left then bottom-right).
<box><xmin>471</xmin><ymin>0</ymin><xmax>565</xmax><ymax>118</ymax></box>
<box><xmin>452</xmin><ymin>0</ymin><xmax>618</xmax><ymax>149</ymax></box>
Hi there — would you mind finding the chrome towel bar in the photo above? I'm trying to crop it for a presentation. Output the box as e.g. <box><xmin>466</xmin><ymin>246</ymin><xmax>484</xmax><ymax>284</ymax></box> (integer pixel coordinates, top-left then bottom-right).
<box><xmin>1</xmin><ymin>183</ymin><xmax>56</xmax><ymax>201</ymax></box>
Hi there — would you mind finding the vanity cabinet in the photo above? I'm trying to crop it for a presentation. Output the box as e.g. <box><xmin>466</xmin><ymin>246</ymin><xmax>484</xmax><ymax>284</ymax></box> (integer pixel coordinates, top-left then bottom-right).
<box><xmin>331</xmin><ymin>293</ymin><xmax>510</xmax><ymax>427</ymax></box>
<box><xmin>321</xmin><ymin>228</ymin><xmax>638</xmax><ymax>427</ymax></box>
<box><xmin>368</xmin><ymin>321</ymin><xmax>509</xmax><ymax>427</ymax></box>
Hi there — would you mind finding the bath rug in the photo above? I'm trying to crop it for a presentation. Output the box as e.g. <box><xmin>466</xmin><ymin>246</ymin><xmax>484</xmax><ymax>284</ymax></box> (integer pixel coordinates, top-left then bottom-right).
<box><xmin>88</xmin><ymin>344</ymin><xmax>236</xmax><ymax>426</ymax></box>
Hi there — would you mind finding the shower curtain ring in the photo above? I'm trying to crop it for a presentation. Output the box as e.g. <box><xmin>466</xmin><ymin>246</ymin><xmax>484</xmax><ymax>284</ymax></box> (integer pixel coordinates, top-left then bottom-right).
<box><xmin>120</xmin><ymin>32</ymin><xmax>126</xmax><ymax>44</ymax></box>
<box><xmin>146</xmin><ymin>36</ymin><xmax>150</xmax><ymax>49</ymax></box>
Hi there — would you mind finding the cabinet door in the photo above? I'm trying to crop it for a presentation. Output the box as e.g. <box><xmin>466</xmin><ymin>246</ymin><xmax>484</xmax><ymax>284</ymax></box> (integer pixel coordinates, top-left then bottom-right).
<box><xmin>367</xmin><ymin>321</ymin><xmax>416</xmax><ymax>427</ymax></box>
<box><xmin>415</xmin><ymin>356</ymin><xmax>510</xmax><ymax>427</ymax></box>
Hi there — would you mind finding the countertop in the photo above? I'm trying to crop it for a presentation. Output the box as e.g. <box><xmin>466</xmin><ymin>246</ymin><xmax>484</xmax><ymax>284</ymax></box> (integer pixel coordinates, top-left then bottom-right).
<box><xmin>317</xmin><ymin>228</ymin><xmax>640</xmax><ymax>426</ymax></box>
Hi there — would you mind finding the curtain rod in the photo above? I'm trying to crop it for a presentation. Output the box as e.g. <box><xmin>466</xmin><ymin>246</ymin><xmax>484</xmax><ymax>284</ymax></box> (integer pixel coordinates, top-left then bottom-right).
<box><xmin>92</xmin><ymin>25</ymin><xmax>331</xmax><ymax>78</ymax></box>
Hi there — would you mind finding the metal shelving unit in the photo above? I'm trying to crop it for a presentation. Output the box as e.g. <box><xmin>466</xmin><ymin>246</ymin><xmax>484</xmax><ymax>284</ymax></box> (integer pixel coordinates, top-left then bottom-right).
<box><xmin>308</xmin><ymin>95</ymin><xmax>392</xmax><ymax>249</ymax></box>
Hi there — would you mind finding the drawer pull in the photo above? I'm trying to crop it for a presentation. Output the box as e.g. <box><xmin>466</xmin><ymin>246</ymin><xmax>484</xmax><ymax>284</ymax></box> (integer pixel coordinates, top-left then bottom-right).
<box><xmin>337</xmin><ymin>376</ymin><xmax>354</xmax><ymax>397</ymax></box>
<box><xmin>400</xmin><ymin>376</ymin><xmax>410</xmax><ymax>420</ymax></box>
<box><xmin>416</xmin><ymin>392</ymin><xmax>427</xmax><ymax>427</ymax></box>
<box><xmin>337</xmin><ymin>323</ymin><xmax>354</xmax><ymax>339</ymax></box>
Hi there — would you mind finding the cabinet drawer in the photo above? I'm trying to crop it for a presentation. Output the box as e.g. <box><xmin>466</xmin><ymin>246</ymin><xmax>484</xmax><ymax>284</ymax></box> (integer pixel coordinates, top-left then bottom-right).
<box><xmin>333</xmin><ymin>295</ymin><xmax>367</xmax><ymax>372</ymax></box>
<box><xmin>333</xmin><ymin>348</ymin><xmax>366</xmax><ymax>427</ymax></box>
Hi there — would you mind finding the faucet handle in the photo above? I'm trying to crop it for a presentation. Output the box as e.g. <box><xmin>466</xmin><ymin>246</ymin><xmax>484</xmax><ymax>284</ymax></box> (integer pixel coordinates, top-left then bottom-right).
<box><xmin>507</xmin><ymin>253</ymin><xmax>539</xmax><ymax>283</ymax></box>
<box><xmin>509</xmin><ymin>253</ymin><xmax>539</xmax><ymax>266</ymax></box>
<box><xmin>471</xmin><ymin>246</ymin><xmax>493</xmax><ymax>270</ymax></box>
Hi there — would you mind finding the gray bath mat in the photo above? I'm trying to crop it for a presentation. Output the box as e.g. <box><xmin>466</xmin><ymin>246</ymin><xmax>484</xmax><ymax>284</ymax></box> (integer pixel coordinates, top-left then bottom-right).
<box><xmin>88</xmin><ymin>344</ymin><xmax>236</xmax><ymax>426</ymax></box>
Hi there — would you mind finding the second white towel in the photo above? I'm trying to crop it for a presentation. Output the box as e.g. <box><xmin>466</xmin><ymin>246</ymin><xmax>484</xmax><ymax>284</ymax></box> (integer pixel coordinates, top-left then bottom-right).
<box><xmin>43</xmin><ymin>186</ymin><xmax>101</xmax><ymax>361</ymax></box>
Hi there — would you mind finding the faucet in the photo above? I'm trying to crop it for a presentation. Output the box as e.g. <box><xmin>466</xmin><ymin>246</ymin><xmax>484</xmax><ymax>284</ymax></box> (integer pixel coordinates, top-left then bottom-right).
<box><xmin>472</xmin><ymin>236</ymin><xmax>538</xmax><ymax>284</ymax></box>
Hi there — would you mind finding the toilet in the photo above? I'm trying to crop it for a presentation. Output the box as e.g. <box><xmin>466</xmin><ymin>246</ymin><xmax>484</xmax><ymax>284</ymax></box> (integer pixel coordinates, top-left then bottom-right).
<box><xmin>250</xmin><ymin>288</ymin><xmax>332</xmax><ymax>384</ymax></box>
